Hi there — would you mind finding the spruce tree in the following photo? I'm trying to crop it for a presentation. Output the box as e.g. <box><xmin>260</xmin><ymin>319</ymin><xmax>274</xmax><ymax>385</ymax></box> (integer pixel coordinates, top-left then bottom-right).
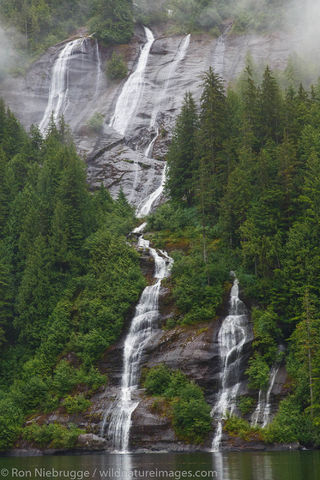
<box><xmin>259</xmin><ymin>66</ymin><xmax>283</xmax><ymax>144</ymax></box>
<box><xmin>197</xmin><ymin>67</ymin><xmax>228</xmax><ymax>220</ymax></box>
<box><xmin>166</xmin><ymin>92</ymin><xmax>199</xmax><ymax>206</ymax></box>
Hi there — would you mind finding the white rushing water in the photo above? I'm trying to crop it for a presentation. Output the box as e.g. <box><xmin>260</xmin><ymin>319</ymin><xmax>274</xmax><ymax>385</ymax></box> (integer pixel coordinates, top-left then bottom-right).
<box><xmin>94</xmin><ymin>39</ymin><xmax>102</xmax><ymax>99</ymax></box>
<box><xmin>144</xmin><ymin>34</ymin><xmax>191</xmax><ymax>158</ymax></box>
<box><xmin>105</xmin><ymin>160</ymin><xmax>173</xmax><ymax>452</ymax></box>
<box><xmin>39</xmin><ymin>37</ymin><xmax>86</xmax><ymax>133</ymax></box>
<box><xmin>251</xmin><ymin>364</ymin><xmax>281</xmax><ymax>428</ymax></box>
<box><xmin>106</xmin><ymin>234</ymin><xmax>173</xmax><ymax>452</ymax></box>
<box><xmin>211</xmin><ymin>276</ymin><xmax>250</xmax><ymax>452</ymax></box>
<box><xmin>109</xmin><ymin>27</ymin><xmax>155</xmax><ymax>136</ymax></box>
<box><xmin>136</xmin><ymin>163</ymin><xmax>167</xmax><ymax>219</ymax></box>
<box><xmin>212</xmin><ymin>25</ymin><xmax>232</xmax><ymax>76</ymax></box>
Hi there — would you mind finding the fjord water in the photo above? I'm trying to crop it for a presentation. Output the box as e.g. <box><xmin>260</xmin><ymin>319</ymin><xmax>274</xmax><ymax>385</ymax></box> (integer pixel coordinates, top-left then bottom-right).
<box><xmin>1</xmin><ymin>452</ymin><xmax>320</xmax><ymax>480</ymax></box>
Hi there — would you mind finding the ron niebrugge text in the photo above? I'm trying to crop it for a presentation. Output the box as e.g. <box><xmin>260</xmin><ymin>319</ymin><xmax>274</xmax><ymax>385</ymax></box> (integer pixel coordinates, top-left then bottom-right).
<box><xmin>4</xmin><ymin>468</ymin><xmax>218</xmax><ymax>480</ymax></box>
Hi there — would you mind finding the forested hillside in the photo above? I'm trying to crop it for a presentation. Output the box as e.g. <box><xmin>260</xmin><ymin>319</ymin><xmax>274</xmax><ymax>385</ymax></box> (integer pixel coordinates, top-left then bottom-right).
<box><xmin>0</xmin><ymin>109</ymin><xmax>144</xmax><ymax>450</ymax></box>
<box><xmin>0</xmin><ymin>0</ymin><xmax>291</xmax><ymax>54</ymax></box>
<box><xmin>136</xmin><ymin>0</ymin><xmax>289</xmax><ymax>35</ymax></box>
<box><xmin>148</xmin><ymin>65</ymin><xmax>320</xmax><ymax>446</ymax></box>
<box><xmin>0</xmin><ymin>0</ymin><xmax>133</xmax><ymax>52</ymax></box>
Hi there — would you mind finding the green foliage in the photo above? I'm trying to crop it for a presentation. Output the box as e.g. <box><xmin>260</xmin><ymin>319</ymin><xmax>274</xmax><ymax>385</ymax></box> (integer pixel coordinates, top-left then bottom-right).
<box><xmin>238</xmin><ymin>396</ymin><xmax>255</xmax><ymax>416</ymax></box>
<box><xmin>22</xmin><ymin>423</ymin><xmax>84</xmax><ymax>449</ymax></box>
<box><xmin>224</xmin><ymin>414</ymin><xmax>262</xmax><ymax>442</ymax></box>
<box><xmin>144</xmin><ymin>365</ymin><xmax>212</xmax><ymax>444</ymax></box>
<box><xmin>246</xmin><ymin>354</ymin><xmax>270</xmax><ymax>391</ymax></box>
<box><xmin>62</xmin><ymin>394</ymin><xmax>91</xmax><ymax>414</ymax></box>
<box><xmin>154</xmin><ymin>63</ymin><xmax>320</xmax><ymax>446</ymax></box>
<box><xmin>251</xmin><ymin>308</ymin><xmax>281</xmax><ymax>363</ymax></box>
<box><xmin>106</xmin><ymin>52</ymin><xmax>128</xmax><ymax>80</ymax></box>
<box><xmin>262</xmin><ymin>397</ymin><xmax>320</xmax><ymax>446</ymax></box>
<box><xmin>0</xmin><ymin>398</ymin><xmax>24</xmax><ymax>451</ymax></box>
<box><xmin>0</xmin><ymin>0</ymin><xmax>134</xmax><ymax>54</ymax></box>
<box><xmin>133</xmin><ymin>0</ymin><xmax>288</xmax><ymax>35</ymax></box>
<box><xmin>86</xmin><ymin>113</ymin><xmax>105</xmax><ymax>134</ymax></box>
<box><xmin>172</xmin><ymin>398</ymin><xmax>212</xmax><ymax>445</ymax></box>
<box><xmin>147</xmin><ymin>203</ymin><xmax>229</xmax><ymax>327</ymax></box>
<box><xmin>166</xmin><ymin>92</ymin><xmax>198</xmax><ymax>207</ymax></box>
<box><xmin>144</xmin><ymin>364</ymin><xmax>172</xmax><ymax>396</ymax></box>
<box><xmin>89</xmin><ymin>0</ymin><xmax>133</xmax><ymax>45</ymax></box>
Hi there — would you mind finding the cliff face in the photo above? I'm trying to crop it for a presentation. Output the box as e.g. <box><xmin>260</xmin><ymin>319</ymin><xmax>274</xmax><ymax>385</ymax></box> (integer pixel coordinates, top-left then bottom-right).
<box><xmin>0</xmin><ymin>27</ymin><xmax>301</xmax><ymax>208</ymax></box>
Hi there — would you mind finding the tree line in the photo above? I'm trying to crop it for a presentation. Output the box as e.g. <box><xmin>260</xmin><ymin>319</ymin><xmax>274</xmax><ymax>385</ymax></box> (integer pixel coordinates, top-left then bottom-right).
<box><xmin>0</xmin><ymin>0</ymin><xmax>133</xmax><ymax>52</ymax></box>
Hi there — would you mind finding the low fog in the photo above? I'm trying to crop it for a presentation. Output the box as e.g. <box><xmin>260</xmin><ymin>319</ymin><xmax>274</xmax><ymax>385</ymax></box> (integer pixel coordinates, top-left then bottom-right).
<box><xmin>286</xmin><ymin>0</ymin><xmax>320</xmax><ymax>59</ymax></box>
<box><xmin>0</xmin><ymin>26</ymin><xmax>20</xmax><ymax>79</ymax></box>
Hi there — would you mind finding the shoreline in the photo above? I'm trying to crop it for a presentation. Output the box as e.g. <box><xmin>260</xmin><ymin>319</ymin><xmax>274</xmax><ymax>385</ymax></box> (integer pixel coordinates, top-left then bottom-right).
<box><xmin>0</xmin><ymin>443</ymin><xmax>308</xmax><ymax>458</ymax></box>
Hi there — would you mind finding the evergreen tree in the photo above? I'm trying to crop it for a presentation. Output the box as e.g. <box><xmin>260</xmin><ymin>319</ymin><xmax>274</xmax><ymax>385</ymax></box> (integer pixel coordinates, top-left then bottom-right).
<box><xmin>89</xmin><ymin>0</ymin><xmax>133</xmax><ymax>44</ymax></box>
<box><xmin>166</xmin><ymin>92</ymin><xmax>199</xmax><ymax>206</ymax></box>
<box><xmin>259</xmin><ymin>66</ymin><xmax>283</xmax><ymax>144</ymax></box>
<box><xmin>197</xmin><ymin>67</ymin><xmax>228</xmax><ymax>219</ymax></box>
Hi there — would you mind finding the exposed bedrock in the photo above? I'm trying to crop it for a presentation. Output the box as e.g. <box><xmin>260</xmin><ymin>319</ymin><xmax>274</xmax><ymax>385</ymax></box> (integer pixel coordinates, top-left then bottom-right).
<box><xmin>0</xmin><ymin>28</ymin><xmax>302</xmax><ymax>208</ymax></box>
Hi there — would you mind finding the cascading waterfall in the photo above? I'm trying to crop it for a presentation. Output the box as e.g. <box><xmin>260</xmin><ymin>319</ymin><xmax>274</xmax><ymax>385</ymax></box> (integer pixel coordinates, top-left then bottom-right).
<box><xmin>94</xmin><ymin>39</ymin><xmax>102</xmax><ymax>99</ymax></box>
<box><xmin>144</xmin><ymin>33</ymin><xmax>191</xmax><ymax>158</ymax></box>
<box><xmin>39</xmin><ymin>37</ymin><xmax>86</xmax><ymax>133</ymax></box>
<box><xmin>251</xmin><ymin>362</ymin><xmax>281</xmax><ymax>427</ymax></box>
<box><xmin>136</xmin><ymin>163</ymin><xmax>167</xmax><ymax>219</ymax></box>
<box><xmin>262</xmin><ymin>365</ymin><xmax>280</xmax><ymax>427</ymax></box>
<box><xmin>104</xmin><ymin>167</ymin><xmax>173</xmax><ymax>452</ymax></box>
<box><xmin>109</xmin><ymin>27</ymin><xmax>155</xmax><ymax>136</ymax></box>
<box><xmin>106</xmin><ymin>235</ymin><xmax>172</xmax><ymax>452</ymax></box>
<box><xmin>133</xmin><ymin>34</ymin><xmax>191</xmax><ymax>214</ymax></box>
<box><xmin>212</xmin><ymin>25</ymin><xmax>232</xmax><ymax>76</ymax></box>
<box><xmin>211</xmin><ymin>275</ymin><xmax>250</xmax><ymax>452</ymax></box>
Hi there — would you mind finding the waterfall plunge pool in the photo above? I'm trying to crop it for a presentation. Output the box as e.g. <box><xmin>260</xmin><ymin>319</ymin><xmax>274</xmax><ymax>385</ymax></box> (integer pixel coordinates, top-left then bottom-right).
<box><xmin>1</xmin><ymin>451</ymin><xmax>319</xmax><ymax>480</ymax></box>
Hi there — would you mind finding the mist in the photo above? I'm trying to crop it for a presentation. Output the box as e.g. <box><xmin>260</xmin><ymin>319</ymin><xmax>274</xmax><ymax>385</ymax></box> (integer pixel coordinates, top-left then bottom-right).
<box><xmin>0</xmin><ymin>25</ymin><xmax>20</xmax><ymax>79</ymax></box>
<box><xmin>286</xmin><ymin>0</ymin><xmax>320</xmax><ymax>59</ymax></box>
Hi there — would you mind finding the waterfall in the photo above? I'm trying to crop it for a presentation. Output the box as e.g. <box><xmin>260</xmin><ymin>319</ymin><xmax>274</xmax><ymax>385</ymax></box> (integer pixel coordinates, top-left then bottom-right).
<box><xmin>251</xmin><ymin>363</ymin><xmax>281</xmax><ymax>428</ymax></box>
<box><xmin>211</xmin><ymin>275</ymin><xmax>251</xmax><ymax>452</ymax></box>
<box><xmin>105</xmin><ymin>234</ymin><xmax>173</xmax><ymax>452</ymax></box>
<box><xmin>262</xmin><ymin>365</ymin><xmax>280</xmax><ymax>427</ymax></box>
<box><xmin>136</xmin><ymin>163</ymin><xmax>167</xmax><ymax>219</ymax></box>
<box><xmin>109</xmin><ymin>27</ymin><xmax>155</xmax><ymax>137</ymax></box>
<box><xmin>103</xmin><ymin>168</ymin><xmax>173</xmax><ymax>452</ymax></box>
<box><xmin>144</xmin><ymin>33</ymin><xmax>191</xmax><ymax>158</ymax></box>
<box><xmin>134</xmin><ymin>35</ymin><xmax>191</xmax><ymax>215</ymax></box>
<box><xmin>212</xmin><ymin>25</ymin><xmax>232</xmax><ymax>76</ymax></box>
<box><xmin>94</xmin><ymin>39</ymin><xmax>102</xmax><ymax>99</ymax></box>
<box><xmin>39</xmin><ymin>37</ymin><xmax>86</xmax><ymax>133</ymax></box>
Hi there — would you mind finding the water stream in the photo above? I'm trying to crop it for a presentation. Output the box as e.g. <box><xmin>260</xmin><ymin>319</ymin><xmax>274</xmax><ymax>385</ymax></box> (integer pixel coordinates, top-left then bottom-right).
<box><xmin>145</xmin><ymin>33</ymin><xmax>191</xmax><ymax>151</ymax></box>
<box><xmin>251</xmin><ymin>363</ymin><xmax>281</xmax><ymax>428</ymax></box>
<box><xmin>211</xmin><ymin>276</ymin><xmax>251</xmax><ymax>452</ymax></box>
<box><xmin>212</xmin><ymin>25</ymin><xmax>232</xmax><ymax>76</ymax></box>
<box><xmin>106</xmin><ymin>232</ymin><xmax>173</xmax><ymax>452</ymax></box>
<box><xmin>109</xmin><ymin>27</ymin><xmax>155</xmax><ymax>137</ymax></box>
<box><xmin>39</xmin><ymin>37</ymin><xmax>87</xmax><ymax>133</ymax></box>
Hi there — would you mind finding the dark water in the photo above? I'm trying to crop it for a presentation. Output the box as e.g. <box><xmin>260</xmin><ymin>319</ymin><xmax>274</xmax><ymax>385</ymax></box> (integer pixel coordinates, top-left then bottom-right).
<box><xmin>0</xmin><ymin>451</ymin><xmax>319</xmax><ymax>480</ymax></box>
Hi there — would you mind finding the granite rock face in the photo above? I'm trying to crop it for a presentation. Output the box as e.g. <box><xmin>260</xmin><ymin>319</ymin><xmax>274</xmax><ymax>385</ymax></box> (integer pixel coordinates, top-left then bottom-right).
<box><xmin>0</xmin><ymin>28</ymin><xmax>302</xmax><ymax>210</ymax></box>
